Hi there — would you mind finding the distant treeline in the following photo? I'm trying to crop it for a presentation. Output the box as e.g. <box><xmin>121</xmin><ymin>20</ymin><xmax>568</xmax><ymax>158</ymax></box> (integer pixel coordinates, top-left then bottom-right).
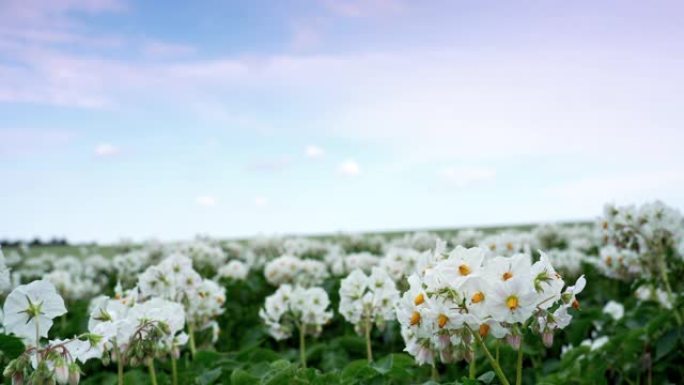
<box><xmin>1</xmin><ymin>238</ymin><xmax>69</xmax><ymax>248</ymax></box>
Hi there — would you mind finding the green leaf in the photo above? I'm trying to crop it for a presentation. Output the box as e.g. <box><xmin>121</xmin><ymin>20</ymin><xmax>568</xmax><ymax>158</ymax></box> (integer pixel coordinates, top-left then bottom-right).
<box><xmin>0</xmin><ymin>333</ymin><xmax>25</xmax><ymax>359</ymax></box>
<box><xmin>655</xmin><ymin>328</ymin><xmax>679</xmax><ymax>361</ymax></box>
<box><xmin>477</xmin><ymin>371</ymin><xmax>496</xmax><ymax>384</ymax></box>
<box><xmin>195</xmin><ymin>367</ymin><xmax>222</xmax><ymax>385</ymax></box>
<box><xmin>231</xmin><ymin>368</ymin><xmax>259</xmax><ymax>385</ymax></box>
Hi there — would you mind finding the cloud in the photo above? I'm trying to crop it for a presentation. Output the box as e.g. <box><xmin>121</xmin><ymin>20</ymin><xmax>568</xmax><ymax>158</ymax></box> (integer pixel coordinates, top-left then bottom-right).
<box><xmin>247</xmin><ymin>156</ymin><xmax>292</xmax><ymax>173</ymax></box>
<box><xmin>320</xmin><ymin>0</ymin><xmax>404</xmax><ymax>17</ymax></box>
<box><xmin>338</xmin><ymin>159</ymin><xmax>360</xmax><ymax>176</ymax></box>
<box><xmin>305</xmin><ymin>145</ymin><xmax>325</xmax><ymax>159</ymax></box>
<box><xmin>544</xmin><ymin>170</ymin><xmax>684</xmax><ymax>205</ymax></box>
<box><xmin>439</xmin><ymin>166</ymin><xmax>496</xmax><ymax>187</ymax></box>
<box><xmin>141</xmin><ymin>40</ymin><xmax>195</xmax><ymax>58</ymax></box>
<box><xmin>94</xmin><ymin>143</ymin><xmax>120</xmax><ymax>157</ymax></box>
<box><xmin>195</xmin><ymin>195</ymin><xmax>217</xmax><ymax>207</ymax></box>
<box><xmin>0</xmin><ymin>128</ymin><xmax>74</xmax><ymax>157</ymax></box>
<box><xmin>254</xmin><ymin>196</ymin><xmax>268</xmax><ymax>207</ymax></box>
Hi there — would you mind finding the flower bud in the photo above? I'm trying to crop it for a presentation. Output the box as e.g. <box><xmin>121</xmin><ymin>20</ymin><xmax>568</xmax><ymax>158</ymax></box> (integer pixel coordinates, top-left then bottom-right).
<box><xmin>542</xmin><ymin>331</ymin><xmax>554</xmax><ymax>348</ymax></box>
<box><xmin>3</xmin><ymin>359</ymin><xmax>17</xmax><ymax>377</ymax></box>
<box><xmin>506</xmin><ymin>334</ymin><xmax>521</xmax><ymax>350</ymax></box>
<box><xmin>11</xmin><ymin>372</ymin><xmax>24</xmax><ymax>385</ymax></box>
<box><xmin>54</xmin><ymin>360</ymin><xmax>69</xmax><ymax>384</ymax></box>
<box><xmin>68</xmin><ymin>363</ymin><xmax>81</xmax><ymax>385</ymax></box>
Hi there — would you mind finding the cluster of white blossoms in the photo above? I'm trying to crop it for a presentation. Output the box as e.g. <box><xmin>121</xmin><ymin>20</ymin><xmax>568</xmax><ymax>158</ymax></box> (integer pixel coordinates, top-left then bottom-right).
<box><xmin>634</xmin><ymin>284</ymin><xmax>673</xmax><ymax>309</ymax></box>
<box><xmin>137</xmin><ymin>254</ymin><xmax>225</xmax><ymax>339</ymax></box>
<box><xmin>396</xmin><ymin>244</ymin><xmax>585</xmax><ymax>365</ymax></box>
<box><xmin>0</xmin><ymin>247</ymin><xmax>12</xmax><ymax>293</ymax></box>
<box><xmin>259</xmin><ymin>285</ymin><xmax>333</xmax><ymax>341</ymax></box>
<box><xmin>338</xmin><ymin>268</ymin><xmax>399</xmax><ymax>335</ymax></box>
<box><xmin>379</xmin><ymin>248</ymin><xmax>420</xmax><ymax>282</ymax></box>
<box><xmin>479</xmin><ymin>232</ymin><xmax>533</xmax><ymax>258</ymax></box>
<box><xmin>328</xmin><ymin>252</ymin><xmax>381</xmax><ymax>276</ymax></box>
<box><xmin>596</xmin><ymin>201</ymin><xmax>684</xmax><ymax>280</ymax></box>
<box><xmin>180</xmin><ymin>239</ymin><xmax>228</xmax><ymax>272</ymax></box>
<box><xmin>1</xmin><ymin>281</ymin><xmax>82</xmax><ymax>384</ymax></box>
<box><xmin>263</xmin><ymin>255</ymin><xmax>328</xmax><ymax>287</ymax></box>
<box><xmin>216</xmin><ymin>259</ymin><xmax>250</xmax><ymax>281</ymax></box>
<box><xmin>87</xmin><ymin>295</ymin><xmax>187</xmax><ymax>364</ymax></box>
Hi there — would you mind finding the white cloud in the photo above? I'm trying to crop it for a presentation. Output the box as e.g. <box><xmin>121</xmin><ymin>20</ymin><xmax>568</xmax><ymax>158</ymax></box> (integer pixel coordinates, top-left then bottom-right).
<box><xmin>305</xmin><ymin>145</ymin><xmax>325</xmax><ymax>158</ymax></box>
<box><xmin>141</xmin><ymin>40</ymin><xmax>195</xmax><ymax>57</ymax></box>
<box><xmin>94</xmin><ymin>143</ymin><xmax>120</xmax><ymax>157</ymax></box>
<box><xmin>544</xmin><ymin>170</ymin><xmax>684</xmax><ymax>205</ymax></box>
<box><xmin>439</xmin><ymin>166</ymin><xmax>496</xmax><ymax>187</ymax></box>
<box><xmin>254</xmin><ymin>196</ymin><xmax>268</xmax><ymax>207</ymax></box>
<box><xmin>338</xmin><ymin>159</ymin><xmax>360</xmax><ymax>176</ymax></box>
<box><xmin>195</xmin><ymin>195</ymin><xmax>217</xmax><ymax>207</ymax></box>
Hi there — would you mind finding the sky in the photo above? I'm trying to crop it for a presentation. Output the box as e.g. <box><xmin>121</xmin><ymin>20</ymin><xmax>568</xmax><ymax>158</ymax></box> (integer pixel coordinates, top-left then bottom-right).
<box><xmin>1</xmin><ymin>0</ymin><xmax>684</xmax><ymax>243</ymax></box>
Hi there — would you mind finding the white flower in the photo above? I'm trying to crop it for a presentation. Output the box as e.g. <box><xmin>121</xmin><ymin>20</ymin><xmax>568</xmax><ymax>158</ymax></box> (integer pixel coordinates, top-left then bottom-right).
<box><xmin>487</xmin><ymin>277</ymin><xmax>537</xmax><ymax>323</ymax></box>
<box><xmin>338</xmin><ymin>268</ymin><xmax>398</xmax><ymax>333</ymax></box>
<box><xmin>602</xmin><ymin>301</ymin><xmax>624</xmax><ymax>321</ymax></box>
<box><xmin>217</xmin><ymin>260</ymin><xmax>249</xmax><ymax>281</ymax></box>
<box><xmin>3</xmin><ymin>280</ymin><xmax>67</xmax><ymax>343</ymax></box>
<box><xmin>260</xmin><ymin>284</ymin><xmax>333</xmax><ymax>340</ymax></box>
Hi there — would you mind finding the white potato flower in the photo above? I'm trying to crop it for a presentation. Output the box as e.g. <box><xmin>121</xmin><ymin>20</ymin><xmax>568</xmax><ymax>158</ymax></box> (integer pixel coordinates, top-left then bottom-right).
<box><xmin>339</xmin><ymin>267</ymin><xmax>399</xmax><ymax>334</ymax></box>
<box><xmin>3</xmin><ymin>280</ymin><xmax>67</xmax><ymax>344</ymax></box>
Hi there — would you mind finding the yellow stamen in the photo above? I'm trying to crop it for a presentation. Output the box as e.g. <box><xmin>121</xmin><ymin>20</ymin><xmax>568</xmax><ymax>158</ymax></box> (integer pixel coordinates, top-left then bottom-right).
<box><xmin>502</xmin><ymin>271</ymin><xmax>513</xmax><ymax>281</ymax></box>
<box><xmin>605</xmin><ymin>256</ymin><xmax>613</xmax><ymax>267</ymax></box>
<box><xmin>414</xmin><ymin>293</ymin><xmax>425</xmax><ymax>306</ymax></box>
<box><xmin>479</xmin><ymin>324</ymin><xmax>490</xmax><ymax>337</ymax></box>
<box><xmin>506</xmin><ymin>295</ymin><xmax>519</xmax><ymax>310</ymax></box>
<box><xmin>438</xmin><ymin>314</ymin><xmax>448</xmax><ymax>328</ymax></box>
<box><xmin>506</xmin><ymin>242</ymin><xmax>514</xmax><ymax>251</ymax></box>
<box><xmin>572</xmin><ymin>299</ymin><xmax>580</xmax><ymax>310</ymax></box>
<box><xmin>471</xmin><ymin>291</ymin><xmax>485</xmax><ymax>304</ymax></box>
<box><xmin>410</xmin><ymin>311</ymin><xmax>421</xmax><ymax>326</ymax></box>
<box><xmin>458</xmin><ymin>264</ymin><xmax>471</xmax><ymax>276</ymax></box>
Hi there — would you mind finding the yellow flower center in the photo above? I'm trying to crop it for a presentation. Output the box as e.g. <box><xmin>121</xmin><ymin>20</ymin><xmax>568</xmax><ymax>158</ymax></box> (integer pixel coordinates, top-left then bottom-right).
<box><xmin>572</xmin><ymin>299</ymin><xmax>580</xmax><ymax>310</ymax></box>
<box><xmin>471</xmin><ymin>291</ymin><xmax>485</xmax><ymax>304</ymax></box>
<box><xmin>410</xmin><ymin>311</ymin><xmax>421</xmax><ymax>326</ymax></box>
<box><xmin>458</xmin><ymin>264</ymin><xmax>471</xmax><ymax>276</ymax></box>
<box><xmin>479</xmin><ymin>324</ymin><xmax>490</xmax><ymax>337</ymax></box>
<box><xmin>502</xmin><ymin>271</ymin><xmax>513</xmax><ymax>281</ymax></box>
<box><xmin>506</xmin><ymin>295</ymin><xmax>519</xmax><ymax>310</ymax></box>
<box><xmin>438</xmin><ymin>314</ymin><xmax>448</xmax><ymax>328</ymax></box>
<box><xmin>506</xmin><ymin>242</ymin><xmax>514</xmax><ymax>251</ymax></box>
<box><xmin>414</xmin><ymin>293</ymin><xmax>424</xmax><ymax>306</ymax></box>
<box><xmin>605</xmin><ymin>256</ymin><xmax>613</xmax><ymax>267</ymax></box>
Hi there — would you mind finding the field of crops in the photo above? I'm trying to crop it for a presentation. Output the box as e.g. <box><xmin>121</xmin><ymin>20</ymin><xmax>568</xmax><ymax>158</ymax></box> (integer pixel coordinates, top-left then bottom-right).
<box><xmin>1</xmin><ymin>201</ymin><xmax>683</xmax><ymax>385</ymax></box>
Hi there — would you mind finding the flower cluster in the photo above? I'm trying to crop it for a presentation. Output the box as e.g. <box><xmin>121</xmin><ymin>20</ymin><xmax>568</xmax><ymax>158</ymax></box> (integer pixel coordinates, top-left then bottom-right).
<box><xmin>596</xmin><ymin>201</ymin><xmax>684</xmax><ymax>280</ymax></box>
<box><xmin>137</xmin><ymin>254</ymin><xmax>225</xmax><ymax>338</ymax></box>
<box><xmin>263</xmin><ymin>255</ymin><xmax>328</xmax><ymax>287</ymax></box>
<box><xmin>396</xmin><ymin>244</ymin><xmax>584</xmax><ymax>365</ymax></box>
<box><xmin>259</xmin><ymin>284</ymin><xmax>333</xmax><ymax>341</ymax></box>
<box><xmin>379</xmin><ymin>247</ymin><xmax>420</xmax><ymax>282</ymax></box>
<box><xmin>339</xmin><ymin>267</ymin><xmax>399</xmax><ymax>335</ymax></box>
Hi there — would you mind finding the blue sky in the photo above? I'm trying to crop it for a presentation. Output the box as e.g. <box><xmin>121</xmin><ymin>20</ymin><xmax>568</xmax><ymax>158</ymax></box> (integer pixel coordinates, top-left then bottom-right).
<box><xmin>1</xmin><ymin>0</ymin><xmax>683</xmax><ymax>243</ymax></box>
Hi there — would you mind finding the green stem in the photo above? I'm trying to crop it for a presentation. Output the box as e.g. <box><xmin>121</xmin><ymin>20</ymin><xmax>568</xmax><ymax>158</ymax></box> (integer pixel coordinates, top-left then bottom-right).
<box><xmin>657</xmin><ymin>255</ymin><xmax>682</xmax><ymax>325</ymax></box>
<box><xmin>364</xmin><ymin>317</ymin><xmax>373</xmax><ymax>363</ymax></box>
<box><xmin>431</xmin><ymin>364</ymin><xmax>439</xmax><ymax>381</ymax></box>
<box><xmin>34</xmin><ymin>317</ymin><xmax>41</xmax><ymax>353</ymax></box>
<box><xmin>472</xmin><ymin>330</ymin><xmax>511</xmax><ymax>385</ymax></box>
<box><xmin>469</xmin><ymin>343</ymin><xmax>477</xmax><ymax>379</ymax></box>
<box><xmin>515</xmin><ymin>342</ymin><xmax>524</xmax><ymax>385</ymax></box>
<box><xmin>188</xmin><ymin>323</ymin><xmax>197</xmax><ymax>359</ymax></box>
<box><xmin>171</xmin><ymin>354</ymin><xmax>178</xmax><ymax>385</ymax></box>
<box><xmin>496</xmin><ymin>340</ymin><xmax>500</xmax><ymax>364</ymax></box>
<box><xmin>299</xmin><ymin>324</ymin><xmax>307</xmax><ymax>368</ymax></box>
<box><xmin>147</xmin><ymin>358</ymin><xmax>158</xmax><ymax>385</ymax></box>
<box><xmin>115</xmin><ymin>346</ymin><xmax>124</xmax><ymax>385</ymax></box>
